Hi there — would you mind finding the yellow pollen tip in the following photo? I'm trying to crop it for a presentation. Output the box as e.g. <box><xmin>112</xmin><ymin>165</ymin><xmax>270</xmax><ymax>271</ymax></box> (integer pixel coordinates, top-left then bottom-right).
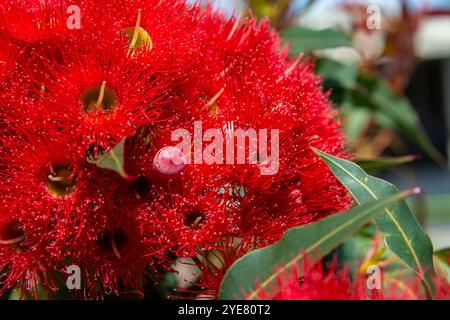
<box><xmin>123</xmin><ymin>9</ymin><xmax>153</xmax><ymax>55</ymax></box>
<box><xmin>130</xmin><ymin>9</ymin><xmax>142</xmax><ymax>49</ymax></box>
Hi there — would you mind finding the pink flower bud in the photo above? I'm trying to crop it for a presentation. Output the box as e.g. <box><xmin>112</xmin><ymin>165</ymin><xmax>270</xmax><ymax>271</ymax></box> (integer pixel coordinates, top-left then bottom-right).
<box><xmin>153</xmin><ymin>146</ymin><xmax>186</xmax><ymax>176</ymax></box>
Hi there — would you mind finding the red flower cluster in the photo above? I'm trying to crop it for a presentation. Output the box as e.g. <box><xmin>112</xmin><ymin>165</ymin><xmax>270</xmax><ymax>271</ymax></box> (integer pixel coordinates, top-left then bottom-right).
<box><xmin>0</xmin><ymin>0</ymin><xmax>350</xmax><ymax>298</ymax></box>
<box><xmin>252</xmin><ymin>258</ymin><xmax>450</xmax><ymax>300</ymax></box>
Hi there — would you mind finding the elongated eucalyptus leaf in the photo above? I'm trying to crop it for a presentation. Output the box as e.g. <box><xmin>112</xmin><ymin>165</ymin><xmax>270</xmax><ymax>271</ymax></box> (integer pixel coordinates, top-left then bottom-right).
<box><xmin>354</xmin><ymin>76</ymin><xmax>445</xmax><ymax>164</ymax></box>
<box><xmin>219</xmin><ymin>190</ymin><xmax>417</xmax><ymax>300</ymax></box>
<box><xmin>356</xmin><ymin>155</ymin><xmax>418</xmax><ymax>174</ymax></box>
<box><xmin>316</xmin><ymin>58</ymin><xmax>358</xmax><ymax>90</ymax></box>
<box><xmin>313</xmin><ymin>149</ymin><xmax>436</xmax><ymax>295</ymax></box>
<box><xmin>282</xmin><ymin>27</ymin><xmax>353</xmax><ymax>53</ymax></box>
<box><xmin>94</xmin><ymin>140</ymin><xmax>129</xmax><ymax>179</ymax></box>
<box><xmin>342</xmin><ymin>107</ymin><xmax>372</xmax><ymax>142</ymax></box>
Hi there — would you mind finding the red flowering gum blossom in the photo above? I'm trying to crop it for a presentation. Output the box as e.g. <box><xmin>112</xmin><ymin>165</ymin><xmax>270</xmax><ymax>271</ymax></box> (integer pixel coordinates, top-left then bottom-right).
<box><xmin>177</xmin><ymin>9</ymin><xmax>352</xmax><ymax>245</ymax></box>
<box><xmin>0</xmin><ymin>34</ymin><xmax>17</xmax><ymax>82</ymax></box>
<box><xmin>41</xmin><ymin>47</ymin><xmax>165</xmax><ymax>149</ymax></box>
<box><xmin>252</xmin><ymin>260</ymin><xmax>369</xmax><ymax>300</ymax></box>
<box><xmin>0</xmin><ymin>130</ymin><xmax>87</xmax><ymax>296</ymax></box>
<box><xmin>251</xmin><ymin>259</ymin><xmax>450</xmax><ymax>300</ymax></box>
<box><xmin>58</xmin><ymin>200</ymin><xmax>165</xmax><ymax>299</ymax></box>
<box><xmin>141</xmin><ymin>167</ymin><xmax>239</xmax><ymax>257</ymax></box>
<box><xmin>173</xmin><ymin>237</ymin><xmax>251</xmax><ymax>299</ymax></box>
<box><xmin>0</xmin><ymin>0</ymin><xmax>69</xmax><ymax>43</ymax></box>
<box><xmin>0</xmin><ymin>0</ymin><xmax>353</xmax><ymax>298</ymax></box>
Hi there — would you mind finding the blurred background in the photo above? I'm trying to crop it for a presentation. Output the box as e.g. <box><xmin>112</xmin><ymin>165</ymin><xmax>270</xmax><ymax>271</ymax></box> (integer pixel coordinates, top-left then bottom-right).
<box><xmin>204</xmin><ymin>0</ymin><xmax>450</xmax><ymax>249</ymax></box>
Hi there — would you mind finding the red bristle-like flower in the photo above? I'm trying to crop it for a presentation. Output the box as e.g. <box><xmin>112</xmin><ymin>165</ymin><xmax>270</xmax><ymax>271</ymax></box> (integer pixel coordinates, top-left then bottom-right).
<box><xmin>0</xmin><ymin>129</ymin><xmax>167</xmax><ymax>298</ymax></box>
<box><xmin>58</xmin><ymin>198</ymin><xmax>163</xmax><ymax>299</ymax></box>
<box><xmin>0</xmin><ymin>0</ymin><xmax>69</xmax><ymax>43</ymax></box>
<box><xmin>68</xmin><ymin>0</ymin><xmax>204</xmax><ymax>77</ymax></box>
<box><xmin>0</xmin><ymin>130</ymin><xmax>88</xmax><ymax>208</ymax></box>
<box><xmin>0</xmin><ymin>34</ymin><xmax>17</xmax><ymax>82</ymax></box>
<box><xmin>172</xmin><ymin>237</ymin><xmax>251</xmax><ymax>299</ymax></box>
<box><xmin>145</xmin><ymin>172</ymin><xmax>239</xmax><ymax>257</ymax></box>
<box><xmin>174</xmin><ymin>12</ymin><xmax>352</xmax><ymax>245</ymax></box>
<box><xmin>251</xmin><ymin>259</ymin><xmax>450</xmax><ymax>300</ymax></box>
<box><xmin>0</xmin><ymin>213</ymin><xmax>61</xmax><ymax>298</ymax></box>
<box><xmin>253</xmin><ymin>260</ymin><xmax>368</xmax><ymax>300</ymax></box>
<box><xmin>0</xmin><ymin>130</ymin><xmax>87</xmax><ymax>296</ymax></box>
<box><xmin>34</xmin><ymin>44</ymin><xmax>167</xmax><ymax>149</ymax></box>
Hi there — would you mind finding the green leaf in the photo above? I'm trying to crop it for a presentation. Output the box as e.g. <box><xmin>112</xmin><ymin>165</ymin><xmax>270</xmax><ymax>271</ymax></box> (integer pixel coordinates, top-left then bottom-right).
<box><xmin>93</xmin><ymin>140</ymin><xmax>129</xmax><ymax>179</ymax></box>
<box><xmin>354</xmin><ymin>76</ymin><xmax>445</xmax><ymax>164</ymax></box>
<box><xmin>282</xmin><ymin>27</ymin><xmax>353</xmax><ymax>53</ymax></box>
<box><xmin>355</xmin><ymin>155</ymin><xmax>418</xmax><ymax>174</ymax></box>
<box><xmin>342</xmin><ymin>106</ymin><xmax>372</xmax><ymax>142</ymax></box>
<box><xmin>337</xmin><ymin>228</ymin><xmax>378</xmax><ymax>266</ymax></box>
<box><xmin>316</xmin><ymin>58</ymin><xmax>358</xmax><ymax>90</ymax></box>
<box><xmin>313</xmin><ymin>148</ymin><xmax>436</xmax><ymax>295</ymax></box>
<box><xmin>218</xmin><ymin>190</ymin><xmax>417</xmax><ymax>300</ymax></box>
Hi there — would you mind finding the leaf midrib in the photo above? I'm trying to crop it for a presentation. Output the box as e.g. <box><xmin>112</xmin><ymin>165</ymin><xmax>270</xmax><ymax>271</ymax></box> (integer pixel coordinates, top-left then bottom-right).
<box><xmin>320</xmin><ymin>153</ymin><xmax>423</xmax><ymax>277</ymax></box>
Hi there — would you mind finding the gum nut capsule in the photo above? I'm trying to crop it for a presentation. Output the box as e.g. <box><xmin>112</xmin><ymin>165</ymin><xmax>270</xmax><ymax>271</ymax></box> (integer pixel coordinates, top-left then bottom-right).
<box><xmin>153</xmin><ymin>146</ymin><xmax>186</xmax><ymax>176</ymax></box>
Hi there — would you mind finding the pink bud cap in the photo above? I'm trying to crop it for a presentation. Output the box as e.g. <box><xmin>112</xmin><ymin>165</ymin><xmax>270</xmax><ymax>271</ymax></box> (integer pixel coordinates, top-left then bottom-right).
<box><xmin>153</xmin><ymin>146</ymin><xmax>186</xmax><ymax>176</ymax></box>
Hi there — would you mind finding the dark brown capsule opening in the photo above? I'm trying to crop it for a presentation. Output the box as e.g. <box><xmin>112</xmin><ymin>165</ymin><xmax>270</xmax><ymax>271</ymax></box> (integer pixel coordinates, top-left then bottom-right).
<box><xmin>81</xmin><ymin>83</ymin><xmax>117</xmax><ymax>113</ymax></box>
<box><xmin>97</xmin><ymin>229</ymin><xmax>129</xmax><ymax>259</ymax></box>
<box><xmin>132</xmin><ymin>175</ymin><xmax>151</xmax><ymax>200</ymax></box>
<box><xmin>44</xmin><ymin>163</ymin><xmax>76</xmax><ymax>198</ymax></box>
<box><xmin>0</xmin><ymin>220</ymin><xmax>25</xmax><ymax>245</ymax></box>
<box><xmin>184</xmin><ymin>210</ymin><xmax>205</xmax><ymax>230</ymax></box>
